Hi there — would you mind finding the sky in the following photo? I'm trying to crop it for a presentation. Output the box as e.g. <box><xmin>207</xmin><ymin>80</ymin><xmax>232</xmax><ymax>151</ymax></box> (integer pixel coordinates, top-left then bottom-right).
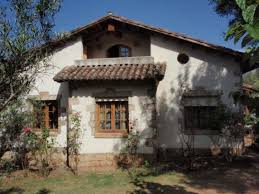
<box><xmin>54</xmin><ymin>0</ymin><xmax>242</xmax><ymax>51</ymax></box>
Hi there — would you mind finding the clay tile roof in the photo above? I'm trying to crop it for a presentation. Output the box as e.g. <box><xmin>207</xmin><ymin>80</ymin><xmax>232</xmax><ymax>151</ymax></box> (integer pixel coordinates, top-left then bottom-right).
<box><xmin>53</xmin><ymin>63</ymin><xmax>166</xmax><ymax>83</ymax></box>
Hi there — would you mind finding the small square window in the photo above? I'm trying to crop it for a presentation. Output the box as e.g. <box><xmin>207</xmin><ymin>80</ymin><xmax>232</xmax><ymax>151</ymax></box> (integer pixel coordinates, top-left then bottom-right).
<box><xmin>34</xmin><ymin>100</ymin><xmax>58</xmax><ymax>130</ymax></box>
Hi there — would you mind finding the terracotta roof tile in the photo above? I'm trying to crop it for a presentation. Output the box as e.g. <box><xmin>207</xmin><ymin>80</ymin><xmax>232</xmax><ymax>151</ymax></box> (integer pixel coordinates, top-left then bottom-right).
<box><xmin>53</xmin><ymin>63</ymin><xmax>166</xmax><ymax>82</ymax></box>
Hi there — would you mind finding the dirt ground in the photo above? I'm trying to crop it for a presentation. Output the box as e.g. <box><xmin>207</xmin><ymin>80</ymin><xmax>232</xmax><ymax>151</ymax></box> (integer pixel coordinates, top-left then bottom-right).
<box><xmin>177</xmin><ymin>152</ymin><xmax>259</xmax><ymax>194</ymax></box>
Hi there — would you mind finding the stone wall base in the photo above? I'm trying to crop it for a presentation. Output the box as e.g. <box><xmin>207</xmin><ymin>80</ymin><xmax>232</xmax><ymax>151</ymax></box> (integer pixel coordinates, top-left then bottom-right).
<box><xmin>73</xmin><ymin>153</ymin><xmax>155</xmax><ymax>171</ymax></box>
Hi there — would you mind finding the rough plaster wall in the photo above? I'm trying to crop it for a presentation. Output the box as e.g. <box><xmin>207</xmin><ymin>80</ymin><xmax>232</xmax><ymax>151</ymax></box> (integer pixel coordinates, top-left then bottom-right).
<box><xmin>87</xmin><ymin>30</ymin><xmax>150</xmax><ymax>58</ymax></box>
<box><xmin>151</xmin><ymin>35</ymin><xmax>242</xmax><ymax>149</ymax></box>
<box><xmin>29</xmin><ymin>37</ymin><xmax>84</xmax><ymax>148</ymax></box>
<box><xmin>69</xmin><ymin>83</ymin><xmax>154</xmax><ymax>154</ymax></box>
<box><xmin>30</xmin><ymin>37</ymin><xmax>83</xmax><ymax>95</ymax></box>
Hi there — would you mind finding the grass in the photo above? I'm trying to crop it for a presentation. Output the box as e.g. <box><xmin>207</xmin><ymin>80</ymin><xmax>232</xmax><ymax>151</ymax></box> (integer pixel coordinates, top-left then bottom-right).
<box><xmin>0</xmin><ymin>169</ymin><xmax>187</xmax><ymax>194</ymax></box>
<box><xmin>0</xmin><ymin>170</ymin><xmax>136</xmax><ymax>194</ymax></box>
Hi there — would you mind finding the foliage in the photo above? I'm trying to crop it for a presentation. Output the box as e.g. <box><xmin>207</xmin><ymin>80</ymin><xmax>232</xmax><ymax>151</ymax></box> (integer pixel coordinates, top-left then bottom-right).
<box><xmin>0</xmin><ymin>99</ymin><xmax>55</xmax><ymax>176</ymax></box>
<box><xmin>20</xmin><ymin>125</ymin><xmax>55</xmax><ymax>177</ymax></box>
<box><xmin>219</xmin><ymin>112</ymin><xmax>245</xmax><ymax>161</ymax></box>
<box><xmin>210</xmin><ymin>0</ymin><xmax>259</xmax><ymax>64</ymax></box>
<box><xmin>124</xmin><ymin>131</ymin><xmax>141</xmax><ymax>155</ymax></box>
<box><xmin>0</xmin><ymin>99</ymin><xmax>33</xmax><ymax>168</ymax></box>
<box><xmin>67</xmin><ymin>112</ymin><xmax>81</xmax><ymax>175</ymax></box>
<box><xmin>0</xmin><ymin>0</ymin><xmax>62</xmax><ymax>112</ymax></box>
<box><xmin>244</xmin><ymin>70</ymin><xmax>259</xmax><ymax>91</ymax></box>
<box><xmin>203</xmin><ymin>104</ymin><xmax>245</xmax><ymax>162</ymax></box>
<box><xmin>0</xmin><ymin>159</ymin><xmax>17</xmax><ymax>174</ymax></box>
<box><xmin>244</xmin><ymin>111</ymin><xmax>259</xmax><ymax>126</ymax></box>
<box><xmin>178</xmin><ymin>126</ymin><xmax>196</xmax><ymax>170</ymax></box>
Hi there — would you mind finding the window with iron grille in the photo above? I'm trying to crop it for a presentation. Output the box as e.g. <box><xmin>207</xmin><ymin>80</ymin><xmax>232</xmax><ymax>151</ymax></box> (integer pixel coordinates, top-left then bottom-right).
<box><xmin>96</xmin><ymin>100</ymin><xmax>128</xmax><ymax>133</ymax></box>
<box><xmin>184</xmin><ymin>106</ymin><xmax>218</xmax><ymax>130</ymax></box>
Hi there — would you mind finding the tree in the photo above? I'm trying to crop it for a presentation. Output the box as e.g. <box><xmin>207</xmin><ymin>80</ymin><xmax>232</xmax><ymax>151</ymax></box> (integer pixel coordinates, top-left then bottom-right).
<box><xmin>244</xmin><ymin>69</ymin><xmax>259</xmax><ymax>89</ymax></box>
<box><xmin>210</xmin><ymin>0</ymin><xmax>259</xmax><ymax>64</ymax></box>
<box><xmin>0</xmin><ymin>0</ymin><xmax>62</xmax><ymax>112</ymax></box>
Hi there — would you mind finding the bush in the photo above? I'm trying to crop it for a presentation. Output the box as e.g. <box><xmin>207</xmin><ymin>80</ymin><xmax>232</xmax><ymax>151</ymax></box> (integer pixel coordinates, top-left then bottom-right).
<box><xmin>24</xmin><ymin>127</ymin><xmax>55</xmax><ymax>177</ymax></box>
<box><xmin>0</xmin><ymin>99</ymin><xmax>33</xmax><ymax>169</ymax></box>
<box><xmin>67</xmin><ymin>112</ymin><xmax>81</xmax><ymax>175</ymax></box>
<box><xmin>0</xmin><ymin>99</ymin><xmax>55</xmax><ymax>177</ymax></box>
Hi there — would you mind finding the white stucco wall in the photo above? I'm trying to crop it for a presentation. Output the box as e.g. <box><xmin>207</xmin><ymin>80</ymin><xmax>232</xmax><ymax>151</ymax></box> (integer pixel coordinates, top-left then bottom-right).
<box><xmin>151</xmin><ymin>35</ymin><xmax>242</xmax><ymax>149</ymax></box>
<box><xmin>29</xmin><ymin>37</ymin><xmax>84</xmax><ymax>148</ymax></box>
<box><xmin>69</xmin><ymin>82</ymin><xmax>155</xmax><ymax>154</ymax></box>
<box><xmin>30</xmin><ymin>37</ymin><xmax>83</xmax><ymax>95</ymax></box>
<box><xmin>29</xmin><ymin>30</ymin><xmax>242</xmax><ymax>152</ymax></box>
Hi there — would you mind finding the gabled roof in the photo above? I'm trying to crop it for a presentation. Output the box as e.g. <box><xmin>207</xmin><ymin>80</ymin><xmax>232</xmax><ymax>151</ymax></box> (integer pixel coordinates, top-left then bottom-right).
<box><xmin>53</xmin><ymin>62</ymin><xmax>166</xmax><ymax>82</ymax></box>
<box><xmin>46</xmin><ymin>14</ymin><xmax>243</xmax><ymax>58</ymax></box>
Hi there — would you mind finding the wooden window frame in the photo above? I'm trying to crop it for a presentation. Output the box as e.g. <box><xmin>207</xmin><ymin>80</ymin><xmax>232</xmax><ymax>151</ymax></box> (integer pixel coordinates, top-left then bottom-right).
<box><xmin>95</xmin><ymin>100</ymin><xmax>129</xmax><ymax>138</ymax></box>
<box><xmin>33</xmin><ymin>100</ymin><xmax>59</xmax><ymax>131</ymax></box>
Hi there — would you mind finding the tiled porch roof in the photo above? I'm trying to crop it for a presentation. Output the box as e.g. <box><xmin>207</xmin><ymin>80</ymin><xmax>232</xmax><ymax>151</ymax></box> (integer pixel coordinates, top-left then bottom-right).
<box><xmin>53</xmin><ymin>62</ymin><xmax>166</xmax><ymax>82</ymax></box>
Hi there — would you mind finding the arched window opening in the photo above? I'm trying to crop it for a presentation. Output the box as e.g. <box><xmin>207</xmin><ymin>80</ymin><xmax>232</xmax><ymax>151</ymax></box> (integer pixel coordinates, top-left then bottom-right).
<box><xmin>107</xmin><ymin>45</ymin><xmax>131</xmax><ymax>58</ymax></box>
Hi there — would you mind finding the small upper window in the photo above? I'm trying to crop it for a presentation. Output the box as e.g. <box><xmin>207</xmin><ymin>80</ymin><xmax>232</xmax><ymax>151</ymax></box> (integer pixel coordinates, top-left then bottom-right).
<box><xmin>177</xmin><ymin>53</ymin><xmax>189</xmax><ymax>64</ymax></box>
<box><xmin>107</xmin><ymin>45</ymin><xmax>131</xmax><ymax>58</ymax></box>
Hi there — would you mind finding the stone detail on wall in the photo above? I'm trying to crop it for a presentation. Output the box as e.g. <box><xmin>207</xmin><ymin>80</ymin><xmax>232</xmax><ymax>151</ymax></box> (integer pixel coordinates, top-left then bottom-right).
<box><xmin>29</xmin><ymin>93</ymin><xmax>58</xmax><ymax>101</ymax></box>
<box><xmin>93</xmin><ymin>88</ymin><xmax>132</xmax><ymax>98</ymax></box>
<box><xmin>68</xmin><ymin>98</ymin><xmax>73</xmax><ymax>114</ymax></box>
<box><xmin>89</xmin><ymin>112</ymin><xmax>96</xmax><ymax>134</ymax></box>
<box><xmin>39</xmin><ymin>91</ymin><xmax>49</xmax><ymax>98</ymax></box>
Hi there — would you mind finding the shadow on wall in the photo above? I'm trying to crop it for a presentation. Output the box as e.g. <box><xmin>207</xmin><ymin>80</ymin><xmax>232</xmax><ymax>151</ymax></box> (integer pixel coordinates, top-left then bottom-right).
<box><xmin>112</xmin><ymin>51</ymin><xmax>238</xmax><ymax>155</ymax></box>
<box><xmin>112</xmin><ymin>85</ymin><xmax>158</xmax><ymax>168</ymax></box>
<box><xmin>156</xmin><ymin>51</ymin><xmax>238</xmax><ymax>149</ymax></box>
<box><xmin>112</xmin><ymin>94</ymin><xmax>157</xmax><ymax>151</ymax></box>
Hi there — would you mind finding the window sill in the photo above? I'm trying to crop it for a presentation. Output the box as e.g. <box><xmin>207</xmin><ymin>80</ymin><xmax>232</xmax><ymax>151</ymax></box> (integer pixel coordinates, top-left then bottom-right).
<box><xmin>184</xmin><ymin>129</ymin><xmax>220</xmax><ymax>135</ymax></box>
<box><xmin>94</xmin><ymin>131</ymin><xmax>128</xmax><ymax>138</ymax></box>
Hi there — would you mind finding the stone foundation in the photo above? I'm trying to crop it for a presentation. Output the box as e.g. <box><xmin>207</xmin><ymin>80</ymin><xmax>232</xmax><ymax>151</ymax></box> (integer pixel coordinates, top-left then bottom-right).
<box><xmin>68</xmin><ymin>153</ymin><xmax>155</xmax><ymax>172</ymax></box>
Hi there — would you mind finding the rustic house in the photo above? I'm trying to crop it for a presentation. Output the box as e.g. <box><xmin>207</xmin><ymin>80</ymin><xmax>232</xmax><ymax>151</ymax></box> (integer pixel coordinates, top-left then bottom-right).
<box><xmin>29</xmin><ymin>14</ymin><xmax>246</xmax><ymax>169</ymax></box>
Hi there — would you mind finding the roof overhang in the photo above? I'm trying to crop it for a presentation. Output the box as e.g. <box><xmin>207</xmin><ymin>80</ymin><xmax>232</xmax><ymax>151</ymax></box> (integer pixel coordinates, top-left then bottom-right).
<box><xmin>53</xmin><ymin>60</ymin><xmax>166</xmax><ymax>83</ymax></box>
<box><xmin>43</xmin><ymin>14</ymin><xmax>244</xmax><ymax>59</ymax></box>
